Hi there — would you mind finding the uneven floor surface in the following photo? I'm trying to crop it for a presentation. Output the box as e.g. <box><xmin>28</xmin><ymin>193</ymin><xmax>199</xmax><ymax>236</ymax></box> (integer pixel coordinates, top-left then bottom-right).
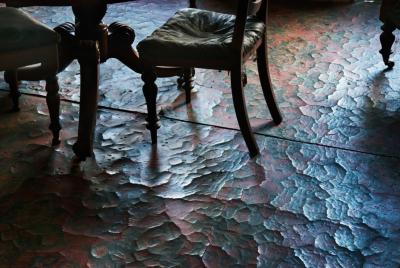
<box><xmin>0</xmin><ymin>0</ymin><xmax>399</xmax><ymax>267</ymax></box>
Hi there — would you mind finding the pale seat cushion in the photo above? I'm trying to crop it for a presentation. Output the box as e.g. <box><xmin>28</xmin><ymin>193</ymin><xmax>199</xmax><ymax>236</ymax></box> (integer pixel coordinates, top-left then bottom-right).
<box><xmin>137</xmin><ymin>8</ymin><xmax>265</xmax><ymax>65</ymax></box>
<box><xmin>0</xmin><ymin>7</ymin><xmax>59</xmax><ymax>53</ymax></box>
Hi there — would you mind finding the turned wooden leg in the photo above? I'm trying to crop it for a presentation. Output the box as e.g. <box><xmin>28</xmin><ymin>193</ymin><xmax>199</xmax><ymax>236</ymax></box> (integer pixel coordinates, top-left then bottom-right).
<box><xmin>231</xmin><ymin>65</ymin><xmax>259</xmax><ymax>158</ymax></box>
<box><xmin>141</xmin><ymin>69</ymin><xmax>160</xmax><ymax>144</ymax></box>
<box><xmin>380</xmin><ymin>22</ymin><xmax>396</xmax><ymax>69</ymax></box>
<box><xmin>4</xmin><ymin>71</ymin><xmax>20</xmax><ymax>112</ymax></box>
<box><xmin>183</xmin><ymin>68</ymin><xmax>194</xmax><ymax>104</ymax></box>
<box><xmin>257</xmin><ymin>41</ymin><xmax>282</xmax><ymax>125</ymax></box>
<box><xmin>72</xmin><ymin>41</ymin><xmax>100</xmax><ymax>160</ymax></box>
<box><xmin>46</xmin><ymin>76</ymin><xmax>62</xmax><ymax>146</ymax></box>
<box><xmin>177</xmin><ymin>67</ymin><xmax>194</xmax><ymax>89</ymax></box>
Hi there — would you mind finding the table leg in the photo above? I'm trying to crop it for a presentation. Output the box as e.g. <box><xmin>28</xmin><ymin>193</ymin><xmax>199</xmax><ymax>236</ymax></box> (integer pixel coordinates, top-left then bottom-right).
<box><xmin>70</xmin><ymin>0</ymin><xmax>107</xmax><ymax>160</ymax></box>
<box><xmin>67</xmin><ymin>0</ymin><xmax>184</xmax><ymax>160</ymax></box>
<box><xmin>72</xmin><ymin>41</ymin><xmax>100</xmax><ymax>160</ymax></box>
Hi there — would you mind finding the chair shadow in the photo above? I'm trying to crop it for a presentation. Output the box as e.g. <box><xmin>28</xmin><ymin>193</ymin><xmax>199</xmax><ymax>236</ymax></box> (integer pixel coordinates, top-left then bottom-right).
<box><xmin>0</xmin><ymin>91</ymin><xmax>13</xmax><ymax>114</ymax></box>
<box><xmin>356</xmin><ymin>69</ymin><xmax>400</xmax><ymax>157</ymax></box>
<box><xmin>165</xmin><ymin>86</ymin><xmax>197</xmax><ymax>113</ymax></box>
<box><xmin>253</xmin><ymin>120</ymin><xmax>277</xmax><ymax>133</ymax></box>
<box><xmin>161</xmin><ymin>86</ymin><xmax>202</xmax><ymax>144</ymax></box>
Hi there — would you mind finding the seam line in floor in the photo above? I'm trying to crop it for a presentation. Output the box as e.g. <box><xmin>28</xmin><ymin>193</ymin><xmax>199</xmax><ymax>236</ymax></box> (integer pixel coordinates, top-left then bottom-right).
<box><xmin>2</xmin><ymin>89</ymin><xmax>399</xmax><ymax>161</ymax></box>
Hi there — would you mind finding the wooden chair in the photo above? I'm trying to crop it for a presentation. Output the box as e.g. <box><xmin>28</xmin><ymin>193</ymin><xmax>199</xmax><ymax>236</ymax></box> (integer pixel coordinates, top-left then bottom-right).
<box><xmin>0</xmin><ymin>7</ymin><xmax>62</xmax><ymax>145</ymax></box>
<box><xmin>137</xmin><ymin>0</ymin><xmax>282</xmax><ymax>157</ymax></box>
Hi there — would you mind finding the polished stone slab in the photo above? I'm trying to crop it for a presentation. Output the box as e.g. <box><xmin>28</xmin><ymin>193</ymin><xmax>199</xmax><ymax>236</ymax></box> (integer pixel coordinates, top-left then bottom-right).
<box><xmin>1</xmin><ymin>1</ymin><xmax>400</xmax><ymax>265</ymax></box>
<box><xmin>1</xmin><ymin>0</ymin><xmax>399</xmax><ymax>158</ymax></box>
<box><xmin>0</xmin><ymin>93</ymin><xmax>399</xmax><ymax>267</ymax></box>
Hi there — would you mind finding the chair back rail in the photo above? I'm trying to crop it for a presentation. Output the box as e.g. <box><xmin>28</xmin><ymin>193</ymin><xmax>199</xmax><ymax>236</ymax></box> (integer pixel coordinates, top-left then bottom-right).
<box><xmin>232</xmin><ymin>0</ymin><xmax>251</xmax><ymax>52</ymax></box>
<box><xmin>188</xmin><ymin>0</ymin><xmax>265</xmax><ymax>16</ymax></box>
<box><xmin>188</xmin><ymin>0</ymin><xmax>268</xmax><ymax>52</ymax></box>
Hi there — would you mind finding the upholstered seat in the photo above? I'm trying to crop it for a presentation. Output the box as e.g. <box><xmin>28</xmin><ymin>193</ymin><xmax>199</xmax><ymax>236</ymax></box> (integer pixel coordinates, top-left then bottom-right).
<box><xmin>0</xmin><ymin>7</ymin><xmax>59</xmax><ymax>72</ymax></box>
<box><xmin>137</xmin><ymin>8</ymin><xmax>265</xmax><ymax>66</ymax></box>
<box><xmin>0</xmin><ymin>7</ymin><xmax>61</xmax><ymax>145</ymax></box>
<box><xmin>0</xmin><ymin>7</ymin><xmax>59</xmax><ymax>53</ymax></box>
<box><xmin>137</xmin><ymin>0</ymin><xmax>282</xmax><ymax>157</ymax></box>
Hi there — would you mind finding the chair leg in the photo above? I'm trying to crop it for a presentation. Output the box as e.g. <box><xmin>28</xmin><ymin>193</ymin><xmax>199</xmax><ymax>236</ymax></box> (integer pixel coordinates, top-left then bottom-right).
<box><xmin>4</xmin><ymin>71</ymin><xmax>21</xmax><ymax>112</ymax></box>
<box><xmin>141</xmin><ymin>69</ymin><xmax>160</xmax><ymax>144</ymax></box>
<box><xmin>231</xmin><ymin>66</ymin><xmax>259</xmax><ymax>157</ymax></box>
<box><xmin>183</xmin><ymin>68</ymin><xmax>195</xmax><ymax>104</ymax></box>
<box><xmin>380</xmin><ymin>22</ymin><xmax>396</xmax><ymax>69</ymax></box>
<box><xmin>257</xmin><ymin>42</ymin><xmax>283</xmax><ymax>125</ymax></box>
<box><xmin>177</xmin><ymin>75</ymin><xmax>185</xmax><ymax>87</ymax></box>
<box><xmin>46</xmin><ymin>76</ymin><xmax>62</xmax><ymax>146</ymax></box>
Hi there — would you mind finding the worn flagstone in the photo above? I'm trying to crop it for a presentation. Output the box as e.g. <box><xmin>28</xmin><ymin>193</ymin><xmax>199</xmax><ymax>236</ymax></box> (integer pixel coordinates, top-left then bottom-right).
<box><xmin>0</xmin><ymin>0</ymin><xmax>400</xmax><ymax>266</ymax></box>
<box><xmin>1</xmin><ymin>0</ymin><xmax>399</xmax><ymax>157</ymax></box>
<box><xmin>0</xmin><ymin>93</ymin><xmax>399</xmax><ymax>267</ymax></box>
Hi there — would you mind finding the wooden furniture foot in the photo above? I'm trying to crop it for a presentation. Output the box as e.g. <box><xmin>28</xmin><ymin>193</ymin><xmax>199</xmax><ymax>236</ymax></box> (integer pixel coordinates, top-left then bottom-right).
<box><xmin>45</xmin><ymin>76</ymin><xmax>62</xmax><ymax>146</ymax></box>
<box><xmin>73</xmin><ymin>40</ymin><xmax>101</xmax><ymax>160</ymax></box>
<box><xmin>4</xmin><ymin>71</ymin><xmax>20</xmax><ymax>112</ymax></box>
<box><xmin>231</xmin><ymin>66</ymin><xmax>259</xmax><ymax>158</ymax></box>
<box><xmin>257</xmin><ymin>40</ymin><xmax>282</xmax><ymax>125</ymax></box>
<box><xmin>183</xmin><ymin>68</ymin><xmax>194</xmax><ymax>104</ymax></box>
<box><xmin>142</xmin><ymin>70</ymin><xmax>160</xmax><ymax>145</ymax></box>
<box><xmin>380</xmin><ymin>22</ymin><xmax>396</xmax><ymax>69</ymax></box>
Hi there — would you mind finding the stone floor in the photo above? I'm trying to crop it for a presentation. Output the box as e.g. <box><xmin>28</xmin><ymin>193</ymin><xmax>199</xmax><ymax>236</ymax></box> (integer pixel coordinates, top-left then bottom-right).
<box><xmin>0</xmin><ymin>0</ymin><xmax>399</xmax><ymax>267</ymax></box>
